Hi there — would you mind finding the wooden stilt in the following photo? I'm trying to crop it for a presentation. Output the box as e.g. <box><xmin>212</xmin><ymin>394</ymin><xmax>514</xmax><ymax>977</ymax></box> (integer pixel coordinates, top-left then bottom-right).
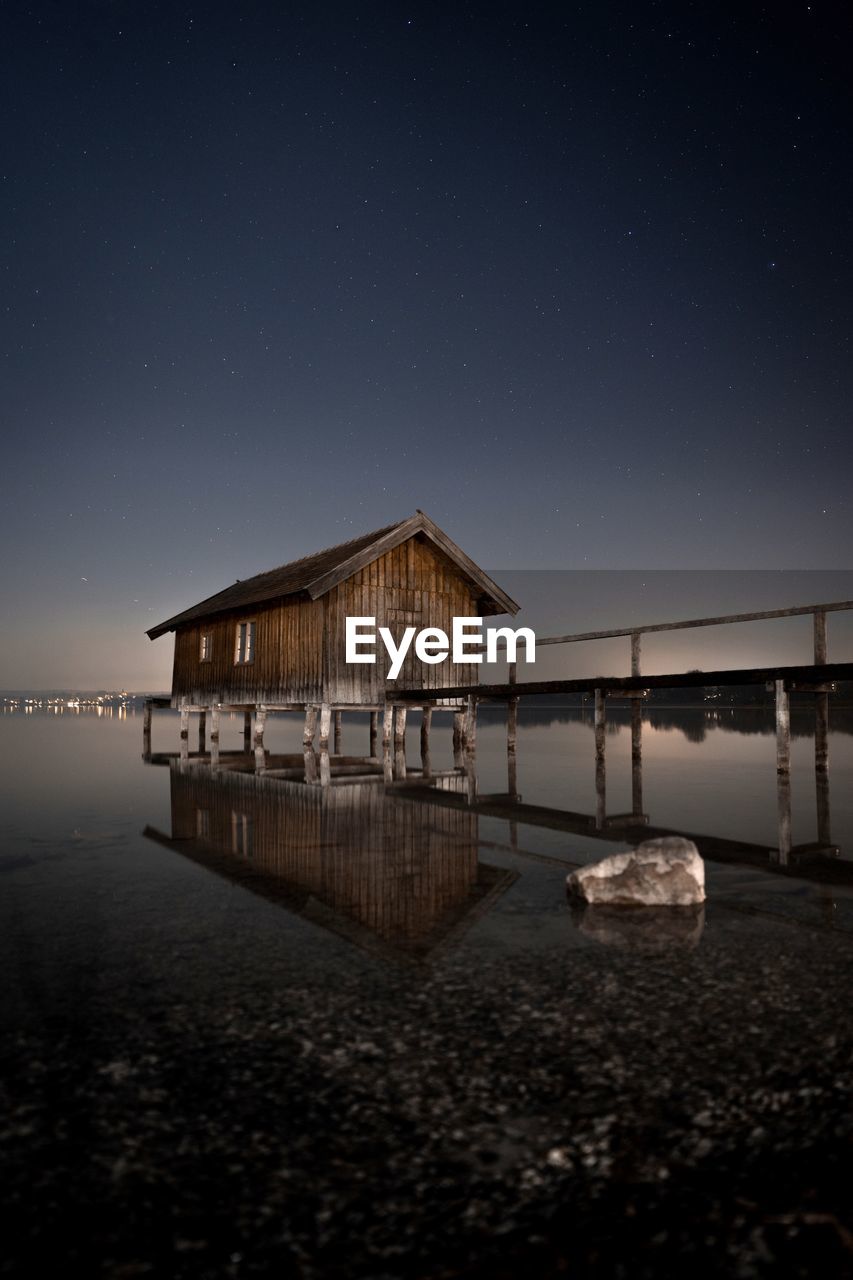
<box><xmin>333</xmin><ymin>709</ymin><xmax>342</xmax><ymax>755</ymax></box>
<box><xmin>303</xmin><ymin>704</ymin><xmax>317</xmax><ymax>746</ymax></box>
<box><xmin>383</xmin><ymin>745</ymin><xmax>393</xmax><ymax>784</ymax></box>
<box><xmin>210</xmin><ymin>737</ymin><xmax>220</xmax><ymax>769</ymax></box>
<box><xmin>303</xmin><ymin>747</ymin><xmax>318</xmax><ymax>784</ymax></box>
<box><xmin>210</xmin><ymin>705</ymin><xmax>220</xmax><ymax>742</ymax></box>
<box><xmin>369</xmin><ymin>710</ymin><xmax>379</xmax><ymax>757</ymax></box>
<box><xmin>254</xmin><ymin>705</ymin><xmax>267</xmax><ymax>745</ymax></box>
<box><xmin>319</xmin><ymin>750</ymin><xmax>331</xmax><ymax>787</ymax></box>
<box><xmin>382</xmin><ymin>704</ymin><xmax>394</xmax><ymax>746</ymax></box>
<box><xmin>143</xmin><ymin>702</ymin><xmax>152</xmax><ymax>735</ymax></box>
<box><xmin>394</xmin><ymin>705</ymin><xmax>407</xmax><ymax>744</ymax></box>
<box><xmin>775</xmin><ymin>679</ymin><xmax>790</xmax><ymax>774</ymax></box>
<box><xmin>319</xmin><ymin>702</ymin><xmax>332</xmax><ymax>747</ymax></box>
<box><xmin>180</xmin><ymin>703</ymin><xmax>189</xmax><ymax>740</ymax></box>
<box><xmin>254</xmin><ymin>743</ymin><xmax>266</xmax><ymax>772</ymax></box>
<box><xmin>243</xmin><ymin>711</ymin><xmax>252</xmax><ymax>749</ymax></box>
<box><xmin>197</xmin><ymin>709</ymin><xmax>206</xmax><ymax>751</ymax></box>
<box><xmin>464</xmin><ymin>694</ymin><xmax>477</xmax><ymax>752</ymax></box>
<box><xmin>452</xmin><ymin>710</ymin><xmax>464</xmax><ymax>752</ymax></box>
<box><xmin>420</xmin><ymin>706</ymin><xmax>432</xmax><ymax>755</ymax></box>
<box><xmin>395</xmin><ymin>746</ymin><xmax>407</xmax><ymax>780</ymax></box>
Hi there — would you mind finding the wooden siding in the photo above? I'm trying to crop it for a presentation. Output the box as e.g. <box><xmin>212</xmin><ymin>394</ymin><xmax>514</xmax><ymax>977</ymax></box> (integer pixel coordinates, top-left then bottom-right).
<box><xmin>167</xmin><ymin>765</ymin><xmax>493</xmax><ymax>953</ymax></box>
<box><xmin>171</xmin><ymin>534</ymin><xmax>483</xmax><ymax>707</ymax></box>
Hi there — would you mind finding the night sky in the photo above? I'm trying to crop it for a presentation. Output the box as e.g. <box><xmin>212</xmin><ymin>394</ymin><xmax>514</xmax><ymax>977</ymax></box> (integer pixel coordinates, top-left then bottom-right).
<box><xmin>2</xmin><ymin>2</ymin><xmax>851</xmax><ymax>689</ymax></box>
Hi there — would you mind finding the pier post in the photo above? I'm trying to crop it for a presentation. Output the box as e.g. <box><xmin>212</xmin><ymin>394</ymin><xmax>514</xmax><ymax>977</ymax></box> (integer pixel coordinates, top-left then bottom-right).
<box><xmin>210</xmin><ymin>736</ymin><xmax>220</xmax><ymax>770</ymax></box>
<box><xmin>303</xmin><ymin>704</ymin><xmax>317</xmax><ymax>747</ymax></box>
<box><xmin>197</xmin><ymin>709</ymin><xmax>206</xmax><ymax>752</ymax></box>
<box><xmin>394</xmin><ymin>705</ymin><xmax>407</xmax><ymax>745</ymax></box>
<box><xmin>319</xmin><ymin>702</ymin><xmax>332</xmax><ymax>748</ymax></box>
<box><xmin>319</xmin><ymin>750</ymin><xmax>331</xmax><ymax>787</ymax></box>
<box><xmin>254</xmin><ymin>705</ymin><xmax>267</xmax><ymax>746</ymax></box>
<box><xmin>775</xmin><ymin>680</ymin><xmax>790</xmax><ymax>775</ymax></box>
<box><xmin>143</xmin><ymin>701</ymin><xmax>152</xmax><ymax>757</ymax></box>
<box><xmin>631</xmin><ymin>631</ymin><xmax>641</xmax><ymax>678</ymax></box>
<box><xmin>452</xmin><ymin>710</ymin><xmax>464</xmax><ymax>752</ymax></box>
<box><xmin>334</xmin><ymin>710</ymin><xmax>342</xmax><ymax>755</ymax></box>
<box><xmin>369</xmin><ymin>711</ymin><xmax>379</xmax><ymax>757</ymax></box>
<box><xmin>382</xmin><ymin>704</ymin><xmax>394</xmax><ymax>747</ymax></box>
<box><xmin>594</xmin><ymin>688</ymin><xmax>606</xmax><ymax>828</ymax></box>
<box><xmin>243</xmin><ymin>711</ymin><xmax>252</xmax><ymax>750</ymax></box>
<box><xmin>180</xmin><ymin>701</ymin><xmax>189</xmax><ymax>740</ymax></box>
<box><xmin>210</xmin><ymin>705</ymin><xmax>220</xmax><ymax>743</ymax></box>
<box><xmin>815</xmin><ymin>693</ymin><xmax>829</xmax><ymax>773</ymax></box>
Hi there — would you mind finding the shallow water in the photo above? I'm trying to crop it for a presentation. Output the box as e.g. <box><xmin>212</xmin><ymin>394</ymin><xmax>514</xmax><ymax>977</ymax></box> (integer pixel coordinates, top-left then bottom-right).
<box><xmin>1</xmin><ymin>705</ymin><xmax>852</xmax><ymax>1277</ymax></box>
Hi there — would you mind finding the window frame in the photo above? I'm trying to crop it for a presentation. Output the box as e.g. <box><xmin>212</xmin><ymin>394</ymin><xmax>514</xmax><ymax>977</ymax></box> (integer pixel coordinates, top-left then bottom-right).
<box><xmin>234</xmin><ymin>618</ymin><xmax>256</xmax><ymax>666</ymax></box>
<box><xmin>199</xmin><ymin>632</ymin><xmax>212</xmax><ymax>663</ymax></box>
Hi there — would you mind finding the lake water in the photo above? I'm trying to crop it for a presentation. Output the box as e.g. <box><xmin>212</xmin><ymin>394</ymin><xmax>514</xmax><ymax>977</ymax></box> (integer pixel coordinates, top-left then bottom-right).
<box><xmin>2</xmin><ymin>704</ymin><xmax>852</xmax><ymax>1277</ymax></box>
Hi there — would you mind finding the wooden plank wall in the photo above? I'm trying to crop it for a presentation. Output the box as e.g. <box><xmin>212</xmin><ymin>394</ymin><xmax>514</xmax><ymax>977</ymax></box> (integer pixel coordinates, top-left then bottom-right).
<box><xmin>171</xmin><ymin>534</ymin><xmax>483</xmax><ymax>707</ymax></box>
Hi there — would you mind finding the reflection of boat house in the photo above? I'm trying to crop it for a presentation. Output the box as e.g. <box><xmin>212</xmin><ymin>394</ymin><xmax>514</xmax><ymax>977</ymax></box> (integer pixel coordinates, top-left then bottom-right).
<box><xmin>144</xmin><ymin>761</ymin><xmax>516</xmax><ymax>962</ymax></box>
<box><xmin>146</xmin><ymin>511</ymin><xmax>518</xmax><ymax>745</ymax></box>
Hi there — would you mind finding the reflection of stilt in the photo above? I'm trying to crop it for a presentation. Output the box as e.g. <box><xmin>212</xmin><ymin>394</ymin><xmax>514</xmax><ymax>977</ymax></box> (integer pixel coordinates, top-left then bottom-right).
<box><xmin>631</xmin><ymin>697</ymin><xmax>643</xmax><ymax>817</ymax></box>
<box><xmin>776</xmin><ymin>771</ymin><xmax>792</xmax><ymax>865</ymax></box>
<box><xmin>303</xmin><ymin>746</ymin><xmax>318</xmax><ymax>784</ymax></box>
<box><xmin>319</xmin><ymin>750</ymin><xmax>331</xmax><ymax>787</ymax></box>
<box><xmin>594</xmin><ymin>688</ymin><xmax>606</xmax><ymax>829</ymax></box>
<box><xmin>198</xmin><ymin>709</ymin><xmax>206</xmax><ymax>753</ymax></box>
<box><xmin>775</xmin><ymin>680</ymin><xmax>790</xmax><ymax>774</ymax></box>
<box><xmin>334</xmin><ymin>710</ymin><xmax>342</xmax><ymax>755</ymax></box>
<box><xmin>369</xmin><ymin>711</ymin><xmax>379</xmax><ymax>758</ymax></box>
<box><xmin>816</xmin><ymin>767</ymin><xmax>832</xmax><ymax>849</ymax></box>
<box><xmin>244</xmin><ymin>711</ymin><xmax>252</xmax><ymax>751</ymax></box>
<box><xmin>420</xmin><ymin>706</ymin><xmax>432</xmax><ymax>778</ymax></box>
<box><xmin>815</xmin><ymin>692</ymin><xmax>829</xmax><ymax>773</ymax></box>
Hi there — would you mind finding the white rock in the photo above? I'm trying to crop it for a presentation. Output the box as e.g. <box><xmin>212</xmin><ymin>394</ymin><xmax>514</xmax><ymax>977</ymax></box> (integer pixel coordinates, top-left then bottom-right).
<box><xmin>566</xmin><ymin>836</ymin><xmax>705</xmax><ymax>906</ymax></box>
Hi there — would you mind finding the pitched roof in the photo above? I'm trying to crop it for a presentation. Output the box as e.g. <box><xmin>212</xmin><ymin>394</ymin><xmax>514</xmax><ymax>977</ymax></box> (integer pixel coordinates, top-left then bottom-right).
<box><xmin>146</xmin><ymin>511</ymin><xmax>519</xmax><ymax>639</ymax></box>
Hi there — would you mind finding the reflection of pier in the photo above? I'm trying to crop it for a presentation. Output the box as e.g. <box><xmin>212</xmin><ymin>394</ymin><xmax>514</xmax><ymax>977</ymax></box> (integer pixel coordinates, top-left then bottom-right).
<box><xmin>143</xmin><ymin>752</ymin><xmax>516</xmax><ymax>963</ymax></box>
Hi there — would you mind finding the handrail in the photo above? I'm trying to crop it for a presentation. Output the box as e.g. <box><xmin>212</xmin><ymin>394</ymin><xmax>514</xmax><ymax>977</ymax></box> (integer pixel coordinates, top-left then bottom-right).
<box><xmin>533</xmin><ymin>599</ymin><xmax>853</xmax><ymax>647</ymax></box>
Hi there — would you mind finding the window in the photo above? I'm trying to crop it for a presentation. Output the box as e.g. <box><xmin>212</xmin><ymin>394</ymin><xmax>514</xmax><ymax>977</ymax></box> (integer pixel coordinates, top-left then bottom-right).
<box><xmin>234</xmin><ymin>620</ymin><xmax>255</xmax><ymax>664</ymax></box>
<box><xmin>199</xmin><ymin>632</ymin><xmax>212</xmax><ymax>662</ymax></box>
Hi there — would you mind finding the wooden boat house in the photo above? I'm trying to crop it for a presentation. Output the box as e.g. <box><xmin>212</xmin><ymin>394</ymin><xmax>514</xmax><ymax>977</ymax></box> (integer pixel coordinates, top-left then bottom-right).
<box><xmin>146</xmin><ymin>510</ymin><xmax>518</xmax><ymax>747</ymax></box>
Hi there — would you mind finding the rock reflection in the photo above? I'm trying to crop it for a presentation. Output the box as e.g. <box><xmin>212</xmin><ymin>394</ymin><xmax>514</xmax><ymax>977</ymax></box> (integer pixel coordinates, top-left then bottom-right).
<box><xmin>570</xmin><ymin>903</ymin><xmax>706</xmax><ymax>953</ymax></box>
